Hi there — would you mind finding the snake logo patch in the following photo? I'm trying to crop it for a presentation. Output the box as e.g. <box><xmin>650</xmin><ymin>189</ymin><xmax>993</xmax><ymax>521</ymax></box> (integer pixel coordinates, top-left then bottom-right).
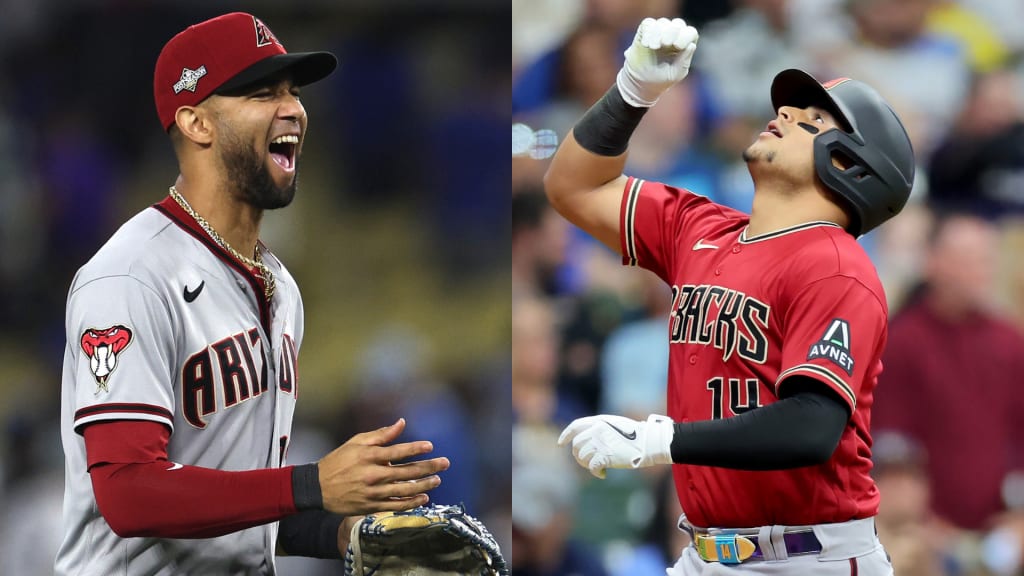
<box><xmin>253</xmin><ymin>16</ymin><xmax>280</xmax><ymax>48</ymax></box>
<box><xmin>81</xmin><ymin>325</ymin><xmax>133</xmax><ymax>393</ymax></box>
<box><xmin>807</xmin><ymin>318</ymin><xmax>854</xmax><ymax>376</ymax></box>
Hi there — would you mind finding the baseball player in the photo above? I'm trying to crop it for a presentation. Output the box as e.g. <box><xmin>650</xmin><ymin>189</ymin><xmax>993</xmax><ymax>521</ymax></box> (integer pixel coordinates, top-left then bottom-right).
<box><xmin>549</xmin><ymin>18</ymin><xmax>914</xmax><ymax>575</ymax></box>
<box><xmin>56</xmin><ymin>13</ymin><xmax>449</xmax><ymax>575</ymax></box>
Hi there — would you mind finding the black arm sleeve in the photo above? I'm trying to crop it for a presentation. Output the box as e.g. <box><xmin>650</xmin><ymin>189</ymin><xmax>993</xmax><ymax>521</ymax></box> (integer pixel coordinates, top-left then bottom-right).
<box><xmin>278</xmin><ymin>510</ymin><xmax>345</xmax><ymax>559</ymax></box>
<box><xmin>280</xmin><ymin>464</ymin><xmax>343</xmax><ymax>558</ymax></box>
<box><xmin>572</xmin><ymin>85</ymin><xmax>649</xmax><ymax>156</ymax></box>
<box><xmin>291</xmin><ymin>463</ymin><xmax>323</xmax><ymax>510</ymax></box>
<box><xmin>669</xmin><ymin>376</ymin><xmax>851</xmax><ymax>470</ymax></box>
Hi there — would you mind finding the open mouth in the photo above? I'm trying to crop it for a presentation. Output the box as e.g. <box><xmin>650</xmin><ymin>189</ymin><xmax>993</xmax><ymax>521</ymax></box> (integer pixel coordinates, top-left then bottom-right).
<box><xmin>765</xmin><ymin>122</ymin><xmax>782</xmax><ymax>138</ymax></box>
<box><xmin>269</xmin><ymin>135</ymin><xmax>298</xmax><ymax>171</ymax></box>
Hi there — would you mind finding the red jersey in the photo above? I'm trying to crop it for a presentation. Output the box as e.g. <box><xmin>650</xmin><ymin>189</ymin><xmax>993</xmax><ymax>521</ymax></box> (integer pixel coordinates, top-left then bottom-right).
<box><xmin>620</xmin><ymin>177</ymin><xmax>886</xmax><ymax>528</ymax></box>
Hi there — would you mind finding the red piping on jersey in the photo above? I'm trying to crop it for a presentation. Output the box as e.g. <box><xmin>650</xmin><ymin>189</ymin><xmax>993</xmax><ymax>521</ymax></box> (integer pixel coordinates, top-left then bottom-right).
<box><xmin>75</xmin><ymin>402</ymin><xmax>173</xmax><ymax>421</ymax></box>
<box><xmin>153</xmin><ymin>196</ymin><xmax>272</xmax><ymax>335</ymax></box>
<box><xmin>74</xmin><ymin>402</ymin><xmax>173</xmax><ymax>434</ymax></box>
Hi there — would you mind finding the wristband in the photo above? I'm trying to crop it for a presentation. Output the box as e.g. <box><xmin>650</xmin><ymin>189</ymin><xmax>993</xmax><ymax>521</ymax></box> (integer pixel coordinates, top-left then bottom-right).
<box><xmin>634</xmin><ymin>414</ymin><xmax>674</xmax><ymax>467</ymax></box>
<box><xmin>292</xmin><ymin>463</ymin><xmax>323</xmax><ymax>511</ymax></box>
<box><xmin>572</xmin><ymin>84</ymin><xmax>648</xmax><ymax>157</ymax></box>
<box><xmin>617</xmin><ymin>65</ymin><xmax>661</xmax><ymax>108</ymax></box>
<box><xmin>279</xmin><ymin>510</ymin><xmax>345</xmax><ymax>559</ymax></box>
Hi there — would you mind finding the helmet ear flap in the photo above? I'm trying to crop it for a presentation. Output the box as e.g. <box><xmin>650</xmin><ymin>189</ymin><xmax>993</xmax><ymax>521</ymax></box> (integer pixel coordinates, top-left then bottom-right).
<box><xmin>828</xmin><ymin>148</ymin><xmax>856</xmax><ymax>173</ymax></box>
<box><xmin>813</xmin><ymin>130</ymin><xmax>869</xmax><ymax>236</ymax></box>
<box><xmin>813</xmin><ymin>129</ymin><xmax>907</xmax><ymax>237</ymax></box>
<box><xmin>830</xmin><ymin>156</ymin><xmax>873</xmax><ymax>184</ymax></box>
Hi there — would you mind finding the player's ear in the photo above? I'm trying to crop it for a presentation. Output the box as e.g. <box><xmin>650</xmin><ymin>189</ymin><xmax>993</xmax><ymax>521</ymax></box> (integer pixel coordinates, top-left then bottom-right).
<box><xmin>173</xmin><ymin>105</ymin><xmax>214</xmax><ymax>146</ymax></box>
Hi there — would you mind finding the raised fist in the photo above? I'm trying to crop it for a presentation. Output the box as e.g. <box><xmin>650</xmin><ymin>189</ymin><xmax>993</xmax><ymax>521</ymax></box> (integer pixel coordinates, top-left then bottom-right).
<box><xmin>618</xmin><ymin>17</ymin><xmax>699</xmax><ymax>108</ymax></box>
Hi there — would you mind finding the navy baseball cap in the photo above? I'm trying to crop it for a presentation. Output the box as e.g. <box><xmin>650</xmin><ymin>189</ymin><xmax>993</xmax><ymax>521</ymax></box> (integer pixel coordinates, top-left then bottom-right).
<box><xmin>154</xmin><ymin>12</ymin><xmax>337</xmax><ymax>130</ymax></box>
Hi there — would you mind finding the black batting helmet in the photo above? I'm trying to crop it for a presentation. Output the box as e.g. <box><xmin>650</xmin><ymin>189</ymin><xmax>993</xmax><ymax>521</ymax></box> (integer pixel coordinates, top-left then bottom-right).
<box><xmin>771</xmin><ymin>69</ymin><xmax>915</xmax><ymax>236</ymax></box>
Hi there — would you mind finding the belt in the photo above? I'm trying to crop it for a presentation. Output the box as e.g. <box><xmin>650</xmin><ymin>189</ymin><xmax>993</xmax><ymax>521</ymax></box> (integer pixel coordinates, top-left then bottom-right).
<box><xmin>689</xmin><ymin>529</ymin><xmax>822</xmax><ymax>564</ymax></box>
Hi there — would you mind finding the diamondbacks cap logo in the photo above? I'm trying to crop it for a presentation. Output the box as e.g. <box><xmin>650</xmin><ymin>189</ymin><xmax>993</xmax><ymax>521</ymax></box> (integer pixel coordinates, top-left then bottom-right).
<box><xmin>173</xmin><ymin>66</ymin><xmax>207</xmax><ymax>94</ymax></box>
<box><xmin>807</xmin><ymin>318</ymin><xmax>854</xmax><ymax>376</ymax></box>
<box><xmin>253</xmin><ymin>16</ymin><xmax>279</xmax><ymax>48</ymax></box>
<box><xmin>81</xmin><ymin>325</ymin><xmax>133</xmax><ymax>393</ymax></box>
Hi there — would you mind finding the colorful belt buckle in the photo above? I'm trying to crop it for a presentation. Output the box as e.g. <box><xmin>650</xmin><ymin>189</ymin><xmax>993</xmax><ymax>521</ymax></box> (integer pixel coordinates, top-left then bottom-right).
<box><xmin>696</xmin><ymin>533</ymin><xmax>756</xmax><ymax>564</ymax></box>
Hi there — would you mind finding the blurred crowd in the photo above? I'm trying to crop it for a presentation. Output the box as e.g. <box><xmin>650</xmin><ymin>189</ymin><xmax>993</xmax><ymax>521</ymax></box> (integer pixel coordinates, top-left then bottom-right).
<box><xmin>0</xmin><ymin>1</ymin><xmax>507</xmax><ymax>574</ymax></box>
<box><xmin>512</xmin><ymin>0</ymin><xmax>1024</xmax><ymax>574</ymax></box>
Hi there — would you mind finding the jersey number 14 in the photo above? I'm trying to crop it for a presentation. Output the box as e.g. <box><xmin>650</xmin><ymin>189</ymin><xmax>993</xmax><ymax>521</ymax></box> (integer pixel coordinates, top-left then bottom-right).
<box><xmin>706</xmin><ymin>377</ymin><xmax>762</xmax><ymax>419</ymax></box>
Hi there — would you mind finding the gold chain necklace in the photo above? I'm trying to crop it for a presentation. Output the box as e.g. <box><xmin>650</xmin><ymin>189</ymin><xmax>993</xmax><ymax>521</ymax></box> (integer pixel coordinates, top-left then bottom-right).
<box><xmin>168</xmin><ymin>186</ymin><xmax>276</xmax><ymax>300</ymax></box>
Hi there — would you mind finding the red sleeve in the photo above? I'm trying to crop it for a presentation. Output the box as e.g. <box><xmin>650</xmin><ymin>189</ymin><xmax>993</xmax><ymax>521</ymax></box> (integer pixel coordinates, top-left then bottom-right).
<box><xmin>85</xmin><ymin>420</ymin><xmax>298</xmax><ymax>539</ymax></box>
<box><xmin>776</xmin><ymin>276</ymin><xmax>887</xmax><ymax>412</ymax></box>
<box><xmin>619</xmin><ymin>177</ymin><xmax>745</xmax><ymax>282</ymax></box>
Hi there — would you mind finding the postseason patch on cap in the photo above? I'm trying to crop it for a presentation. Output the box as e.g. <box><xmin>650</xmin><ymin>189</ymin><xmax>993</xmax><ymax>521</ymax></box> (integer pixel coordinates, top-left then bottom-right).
<box><xmin>173</xmin><ymin>66</ymin><xmax>207</xmax><ymax>94</ymax></box>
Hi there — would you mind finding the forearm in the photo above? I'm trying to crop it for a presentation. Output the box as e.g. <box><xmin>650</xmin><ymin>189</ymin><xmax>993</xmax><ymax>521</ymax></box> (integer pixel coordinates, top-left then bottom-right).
<box><xmin>90</xmin><ymin>460</ymin><xmax>301</xmax><ymax>538</ymax></box>
<box><xmin>544</xmin><ymin>123</ymin><xmax>629</xmax><ymax>210</ymax></box>
<box><xmin>85</xmin><ymin>420</ymin><xmax>323</xmax><ymax>539</ymax></box>
<box><xmin>543</xmin><ymin>85</ymin><xmax>642</xmax><ymax>250</ymax></box>
<box><xmin>670</xmin><ymin>390</ymin><xmax>849</xmax><ymax>470</ymax></box>
<box><xmin>545</xmin><ymin>80</ymin><xmax>643</xmax><ymax>199</ymax></box>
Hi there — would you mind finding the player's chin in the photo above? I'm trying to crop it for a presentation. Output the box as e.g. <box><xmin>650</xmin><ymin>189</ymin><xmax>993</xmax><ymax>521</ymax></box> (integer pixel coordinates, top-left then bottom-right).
<box><xmin>742</xmin><ymin>143</ymin><xmax>760</xmax><ymax>163</ymax></box>
<box><xmin>257</xmin><ymin>168</ymin><xmax>298</xmax><ymax>210</ymax></box>
<box><xmin>257</xmin><ymin>187</ymin><xmax>296</xmax><ymax>211</ymax></box>
<box><xmin>743</xmin><ymin>139</ymin><xmax>774</xmax><ymax>162</ymax></box>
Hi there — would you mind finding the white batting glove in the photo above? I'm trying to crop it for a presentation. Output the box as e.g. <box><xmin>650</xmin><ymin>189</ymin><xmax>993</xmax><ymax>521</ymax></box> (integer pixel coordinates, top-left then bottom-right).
<box><xmin>617</xmin><ymin>17</ymin><xmax>699</xmax><ymax>108</ymax></box>
<box><xmin>557</xmin><ymin>414</ymin><xmax>675</xmax><ymax>479</ymax></box>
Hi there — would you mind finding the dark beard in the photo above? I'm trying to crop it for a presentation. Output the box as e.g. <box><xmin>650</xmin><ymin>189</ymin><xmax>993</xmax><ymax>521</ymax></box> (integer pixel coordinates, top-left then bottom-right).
<box><xmin>218</xmin><ymin>123</ymin><xmax>297</xmax><ymax>210</ymax></box>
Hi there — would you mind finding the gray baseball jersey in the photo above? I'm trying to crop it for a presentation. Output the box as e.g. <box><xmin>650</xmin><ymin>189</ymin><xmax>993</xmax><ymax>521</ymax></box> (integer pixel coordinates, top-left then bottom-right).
<box><xmin>56</xmin><ymin>196</ymin><xmax>304</xmax><ymax>576</ymax></box>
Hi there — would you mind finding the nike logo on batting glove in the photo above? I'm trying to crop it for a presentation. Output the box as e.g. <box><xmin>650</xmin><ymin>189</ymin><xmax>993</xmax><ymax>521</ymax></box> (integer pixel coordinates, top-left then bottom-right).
<box><xmin>605</xmin><ymin>421</ymin><xmax>637</xmax><ymax>440</ymax></box>
<box><xmin>558</xmin><ymin>414</ymin><xmax>674</xmax><ymax>478</ymax></box>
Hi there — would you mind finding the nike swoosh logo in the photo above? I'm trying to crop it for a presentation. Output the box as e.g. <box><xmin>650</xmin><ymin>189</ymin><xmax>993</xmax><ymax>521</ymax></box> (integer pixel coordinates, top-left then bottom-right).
<box><xmin>693</xmin><ymin>239</ymin><xmax>718</xmax><ymax>251</ymax></box>
<box><xmin>183</xmin><ymin>280</ymin><xmax>205</xmax><ymax>303</ymax></box>
<box><xmin>166</xmin><ymin>462</ymin><xmax>183</xmax><ymax>471</ymax></box>
<box><xmin>605</xmin><ymin>422</ymin><xmax>637</xmax><ymax>440</ymax></box>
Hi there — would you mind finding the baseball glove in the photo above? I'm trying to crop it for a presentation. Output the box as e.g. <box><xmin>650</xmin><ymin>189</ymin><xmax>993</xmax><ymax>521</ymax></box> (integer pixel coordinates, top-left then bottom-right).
<box><xmin>343</xmin><ymin>503</ymin><xmax>508</xmax><ymax>576</ymax></box>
